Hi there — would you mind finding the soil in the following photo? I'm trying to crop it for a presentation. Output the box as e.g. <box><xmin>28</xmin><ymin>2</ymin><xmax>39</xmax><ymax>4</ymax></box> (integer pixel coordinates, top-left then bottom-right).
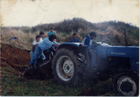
<box><xmin>1</xmin><ymin>43</ymin><xmax>53</xmax><ymax>79</ymax></box>
<box><xmin>1</xmin><ymin>43</ymin><xmax>30</xmax><ymax>72</ymax></box>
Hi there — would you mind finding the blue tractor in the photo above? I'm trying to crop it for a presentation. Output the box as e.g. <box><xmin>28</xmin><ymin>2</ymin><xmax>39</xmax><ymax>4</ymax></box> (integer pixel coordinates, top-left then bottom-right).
<box><xmin>52</xmin><ymin>42</ymin><xmax>139</xmax><ymax>96</ymax></box>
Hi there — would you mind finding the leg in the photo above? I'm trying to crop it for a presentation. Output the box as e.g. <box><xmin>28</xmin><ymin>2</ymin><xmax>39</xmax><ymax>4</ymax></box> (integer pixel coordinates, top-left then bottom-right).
<box><xmin>30</xmin><ymin>51</ymin><xmax>33</xmax><ymax>58</ymax></box>
<box><xmin>88</xmin><ymin>49</ymin><xmax>97</xmax><ymax>67</ymax></box>
<box><xmin>48</xmin><ymin>47</ymin><xmax>56</xmax><ymax>59</ymax></box>
<box><xmin>42</xmin><ymin>51</ymin><xmax>46</xmax><ymax>60</ymax></box>
<box><xmin>49</xmin><ymin>47</ymin><xmax>56</xmax><ymax>55</ymax></box>
<box><xmin>30</xmin><ymin>46</ymin><xmax>41</xmax><ymax>67</ymax></box>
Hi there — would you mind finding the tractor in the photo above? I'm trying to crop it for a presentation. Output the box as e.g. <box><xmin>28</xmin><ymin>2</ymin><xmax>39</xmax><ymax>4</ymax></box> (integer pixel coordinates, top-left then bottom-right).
<box><xmin>24</xmin><ymin>41</ymin><xmax>139</xmax><ymax>96</ymax></box>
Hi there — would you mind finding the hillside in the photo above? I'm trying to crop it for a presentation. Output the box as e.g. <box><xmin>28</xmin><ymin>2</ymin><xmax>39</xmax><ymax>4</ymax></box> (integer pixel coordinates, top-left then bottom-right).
<box><xmin>1</xmin><ymin>18</ymin><xmax>139</xmax><ymax>51</ymax></box>
<box><xmin>33</xmin><ymin>18</ymin><xmax>139</xmax><ymax>46</ymax></box>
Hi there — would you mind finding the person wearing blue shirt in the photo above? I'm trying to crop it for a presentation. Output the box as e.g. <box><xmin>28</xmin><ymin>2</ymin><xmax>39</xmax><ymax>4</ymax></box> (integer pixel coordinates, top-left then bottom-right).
<box><xmin>70</xmin><ymin>33</ymin><xmax>80</xmax><ymax>42</ymax></box>
<box><xmin>47</xmin><ymin>28</ymin><xmax>56</xmax><ymax>37</ymax></box>
<box><xmin>82</xmin><ymin>32</ymin><xmax>97</xmax><ymax>67</ymax></box>
<box><xmin>30</xmin><ymin>34</ymin><xmax>59</xmax><ymax>68</ymax></box>
<box><xmin>82</xmin><ymin>32</ymin><xmax>97</xmax><ymax>48</ymax></box>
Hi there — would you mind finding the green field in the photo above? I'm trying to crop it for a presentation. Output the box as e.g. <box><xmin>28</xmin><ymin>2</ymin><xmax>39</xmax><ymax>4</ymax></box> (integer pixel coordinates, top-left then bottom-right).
<box><xmin>0</xmin><ymin>66</ymin><xmax>115</xmax><ymax>96</ymax></box>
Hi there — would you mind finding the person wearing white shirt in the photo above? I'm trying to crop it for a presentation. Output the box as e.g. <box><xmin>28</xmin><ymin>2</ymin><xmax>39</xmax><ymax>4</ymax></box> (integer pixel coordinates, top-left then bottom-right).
<box><xmin>30</xmin><ymin>35</ymin><xmax>40</xmax><ymax>57</ymax></box>
<box><xmin>39</xmin><ymin>31</ymin><xmax>44</xmax><ymax>43</ymax></box>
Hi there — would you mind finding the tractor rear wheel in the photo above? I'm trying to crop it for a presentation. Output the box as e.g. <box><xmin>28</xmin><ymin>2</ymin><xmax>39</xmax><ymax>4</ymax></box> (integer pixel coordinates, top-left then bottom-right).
<box><xmin>52</xmin><ymin>48</ymin><xmax>84</xmax><ymax>86</ymax></box>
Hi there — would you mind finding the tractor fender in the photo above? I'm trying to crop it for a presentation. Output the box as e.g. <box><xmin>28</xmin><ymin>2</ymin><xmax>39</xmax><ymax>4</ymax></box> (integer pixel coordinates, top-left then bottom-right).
<box><xmin>58</xmin><ymin>42</ymin><xmax>83</xmax><ymax>49</ymax></box>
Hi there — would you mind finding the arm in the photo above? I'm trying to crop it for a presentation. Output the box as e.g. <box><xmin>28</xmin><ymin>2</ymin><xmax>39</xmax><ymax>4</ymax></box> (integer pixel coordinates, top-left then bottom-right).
<box><xmin>53</xmin><ymin>44</ymin><xmax>59</xmax><ymax>47</ymax></box>
<box><xmin>32</xmin><ymin>44</ymin><xmax>38</xmax><ymax>52</ymax></box>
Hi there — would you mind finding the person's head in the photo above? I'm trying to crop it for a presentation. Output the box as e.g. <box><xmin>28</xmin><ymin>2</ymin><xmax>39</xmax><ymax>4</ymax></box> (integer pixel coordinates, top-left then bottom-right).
<box><xmin>49</xmin><ymin>34</ymin><xmax>57</xmax><ymax>42</ymax></box>
<box><xmin>50</xmin><ymin>27</ymin><xmax>53</xmax><ymax>32</ymax></box>
<box><xmin>36</xmin><ymin>35</ymin><xmax>40</xmax><ymax>42</ymax></box>
<box><xmin>90</xmin><ymin>32</ymin><xmax>96</xmax><ymax>39</ymax></box>
<box><xmin>73</xmin><ymin>33</ymin><xmax>77</xmax><ymax>39</ymax></box>
<box><xmin>40</xmin><ymin>31</ymin><xmax>44</xmax><ymax>38</ymax></box>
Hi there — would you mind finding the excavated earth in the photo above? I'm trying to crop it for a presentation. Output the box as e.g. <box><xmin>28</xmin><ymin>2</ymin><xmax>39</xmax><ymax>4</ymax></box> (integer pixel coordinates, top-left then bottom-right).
<box><xmin>1</xmin><ymin>43</ymin><xmax>53</xmax><ymax>79</ymax></box>
<box><xmin>1</xmin><ymin>43</ymin><xmax>30</xmax><ymax>71</ymax></box>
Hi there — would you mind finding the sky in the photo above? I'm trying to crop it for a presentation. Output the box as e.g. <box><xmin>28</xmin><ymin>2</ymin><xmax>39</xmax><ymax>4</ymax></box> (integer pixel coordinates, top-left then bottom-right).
<box><xmin>0</xmin><ymin>0</ymin><xmax>139</xmax><ymax>27</ymax></box>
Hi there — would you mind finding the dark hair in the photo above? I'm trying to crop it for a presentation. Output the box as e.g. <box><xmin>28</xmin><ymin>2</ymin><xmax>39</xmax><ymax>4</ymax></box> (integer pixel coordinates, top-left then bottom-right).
<box><xmin>90</xmin><ymin>32</ymin><xmax>96</xmax><ymax>37</ymax></box>
<box><xmin>36</xmin><ymin>35</ymin><xmax>40</xmax><ymax>39</ymax></box>
<box><xmin>50</xmin><ymin>27</ymin><xmax>53</xmax><ymax>30</ymax></box>
<box><xmin>73</xmin><ymin>33</ymin><xmax>77</xmax><ymax>36</ymax></box>
<box><xmin>40</xmin><ymin>31</ymin><xmax>44</xmax><ymax>35</ymax></box>
<box><xmin>49</xmin><ymin>34</ymin><xmax>56</xmax><ymax>41</ymax></box>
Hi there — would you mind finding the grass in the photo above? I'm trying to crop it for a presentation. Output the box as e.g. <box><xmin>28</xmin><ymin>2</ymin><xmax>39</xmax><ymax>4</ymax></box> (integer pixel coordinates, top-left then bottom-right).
<box><xmin>0</xmin><ymin>68</ymin><xmax>82</xmax><ymax>96</ymax></box>
<box><xmin>0</xmin><ymin>67</ymin><xmax>115</xmax><ymax>96</ymax></box>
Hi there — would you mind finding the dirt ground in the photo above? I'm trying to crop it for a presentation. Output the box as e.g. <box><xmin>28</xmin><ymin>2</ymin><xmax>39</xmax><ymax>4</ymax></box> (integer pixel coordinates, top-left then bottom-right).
<box><xmin>1</xmin><ymin>43</ymin><xmax>30</xmax><ymax>71</ymax></box>
<box><xmin>1</xmin><ymin>43</ymin><xmax>53</xmax><ymax>79</ymax></box>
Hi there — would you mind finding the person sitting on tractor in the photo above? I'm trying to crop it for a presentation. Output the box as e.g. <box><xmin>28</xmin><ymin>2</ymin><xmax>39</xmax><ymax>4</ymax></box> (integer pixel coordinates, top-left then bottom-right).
<box><xmin>82</xmin><ymin>32</ymin><xmax>97</xmax><ymax>48</ymax></box>
<box><xmin>70</xmin><ymin>33</ymin><xmax>80</xmax><ymax>42</ymax></box>
<box><xmin>30</xmin><ymin>34</ymin><xmax>59</xmax><ymax>68</ymax></box>
<box><xmin>39</xmin><ymin>31</ymin><xmax>45</xmax><ymax>43</ymax></box>
<box><xmin>30</xmin><ymin>35</ymin><xmax>40</xmax><ymax>57</ymax></box>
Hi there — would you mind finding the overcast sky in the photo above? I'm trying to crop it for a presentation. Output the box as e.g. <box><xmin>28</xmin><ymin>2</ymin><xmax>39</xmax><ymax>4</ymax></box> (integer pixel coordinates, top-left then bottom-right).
<box><xmin>0</xmin><ymin>0</ymin><xmax>139</xmax><ymax>27</ymax></box>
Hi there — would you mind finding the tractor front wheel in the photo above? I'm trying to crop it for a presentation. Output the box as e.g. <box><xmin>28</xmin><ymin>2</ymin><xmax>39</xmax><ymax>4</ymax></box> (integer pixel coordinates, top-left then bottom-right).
<box><xmin>112</xmin><ymin>73</ymin><xmax>138</xmax><ymax>96</ymax></box>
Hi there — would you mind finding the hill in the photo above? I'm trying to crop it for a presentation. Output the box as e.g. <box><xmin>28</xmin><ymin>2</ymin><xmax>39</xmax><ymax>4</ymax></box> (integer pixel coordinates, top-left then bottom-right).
<box><xmin>1</xmin><ymin>18</ymin><xmax>139</xmax><ymax>51</ymax></box>
<box><xmin>33</xmin><ymin>18</ymin><xmax>139</xmax><ymax>46</ymax></box>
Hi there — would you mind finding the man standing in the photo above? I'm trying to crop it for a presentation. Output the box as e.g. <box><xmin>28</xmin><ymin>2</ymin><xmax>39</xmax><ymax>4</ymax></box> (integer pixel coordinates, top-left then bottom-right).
<box><xmin>47</xmin><ymin>28</ymin><xmax>56</xmax><ymax>37</ymax></box>
<box><xmin>70</xmin><ymin>33</ymin><xmax>80</xmax><ymax>42</ymax></box>
<box><xmin>82</xmin><ymin>32</ymin><xmax>97</xmax><ymax>48</ymax></box>
<box><xmin>82</xmin><ymin>32</ymin><xmax>97</xmax><ymax>67</ymax></box>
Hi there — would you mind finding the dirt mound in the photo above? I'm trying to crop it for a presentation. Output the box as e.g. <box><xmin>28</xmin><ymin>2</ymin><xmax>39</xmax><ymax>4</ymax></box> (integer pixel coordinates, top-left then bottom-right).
<box><xmin>1</xmin><ymin>43</ymin><xmax>53</xmax><ymax>79</ymax></box>
<box><xmin>1</xmin><ymin>43</ymin><xmax>30</xmax><ymax>71</ymax></box>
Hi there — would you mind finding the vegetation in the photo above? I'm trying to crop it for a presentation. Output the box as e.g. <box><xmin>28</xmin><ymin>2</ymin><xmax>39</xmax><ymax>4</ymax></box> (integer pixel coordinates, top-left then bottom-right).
<box><xmin>1</xmin><ymin>18</ymin><xmax>139</xmax><ymax>50</ymax></box>
<box><xmin>0</xmin><ymin>66</ymin><xmax>115</xmax><ymax>96</ymax></box>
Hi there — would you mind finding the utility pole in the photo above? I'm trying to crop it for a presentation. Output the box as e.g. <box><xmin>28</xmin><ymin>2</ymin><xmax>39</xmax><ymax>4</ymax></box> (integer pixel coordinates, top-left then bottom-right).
<box><xmin>124</xmin><ymin>29</ymin><xmax>128</xmax><ymax>46</ymax></box>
